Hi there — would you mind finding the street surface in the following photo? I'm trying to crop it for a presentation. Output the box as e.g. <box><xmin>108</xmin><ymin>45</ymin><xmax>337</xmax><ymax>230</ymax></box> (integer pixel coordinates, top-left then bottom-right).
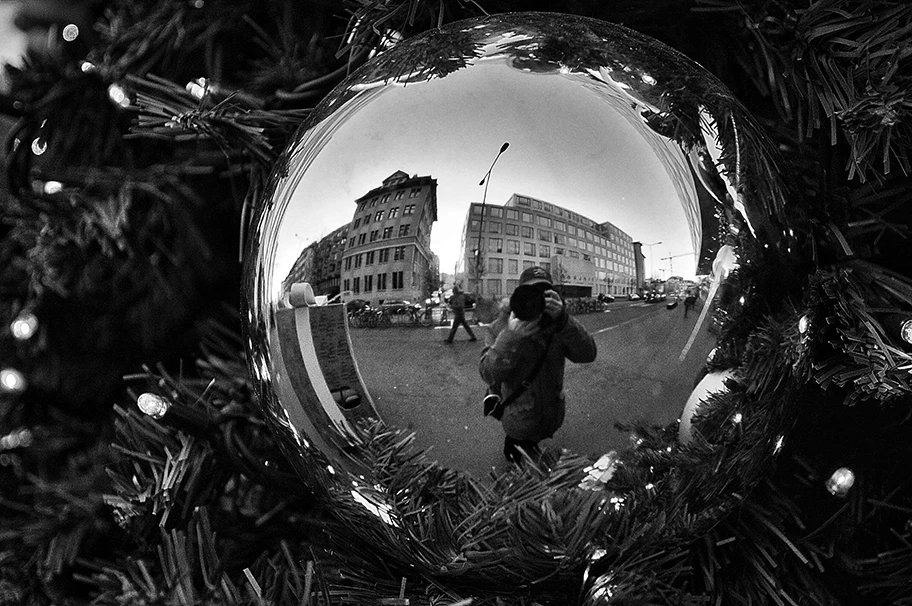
<box><xmin>350</xmin><ymin>299</ymin><xmax>715</xmax><ymax>479</ymax></box>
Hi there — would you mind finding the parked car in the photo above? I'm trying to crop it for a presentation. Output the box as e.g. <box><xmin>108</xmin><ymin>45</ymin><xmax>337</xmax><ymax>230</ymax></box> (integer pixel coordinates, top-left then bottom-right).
<box><xmin>378</xmin><ymin>300</ymin><xmax>422</xmax><ymax>314</ymax></box>
<box><xmin>628</xmin><ymin>293</ymin><xmax>641</xmax><ymax>301</ymax></box>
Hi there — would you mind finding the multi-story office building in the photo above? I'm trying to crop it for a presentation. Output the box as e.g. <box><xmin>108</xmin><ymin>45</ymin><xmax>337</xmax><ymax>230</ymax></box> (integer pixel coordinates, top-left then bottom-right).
<box><xmin>282</xmin><ymin>224</ymin><xmax>349</xmax><ymax>297</ymax></box>
<box><xmin>459</xmin><ymin>193</ymin><xmax>639</xmax><ymax>298</ymax></box>
<box><xmin>340</xmin><ymin>171</ymin><xmax>438</xmax><ymax>304</ymax></box>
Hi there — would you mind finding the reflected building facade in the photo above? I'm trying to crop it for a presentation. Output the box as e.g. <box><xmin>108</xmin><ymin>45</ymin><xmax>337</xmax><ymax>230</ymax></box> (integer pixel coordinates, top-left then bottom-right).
<box><xmin>340</xmin><ymin>171</ymin><xmax>438</xmax><ymax>304</ymax></box>
<box><xmin>459</xmin><ymin>194</ymin><xmax>639</xmax><ymax>298</ymax></box>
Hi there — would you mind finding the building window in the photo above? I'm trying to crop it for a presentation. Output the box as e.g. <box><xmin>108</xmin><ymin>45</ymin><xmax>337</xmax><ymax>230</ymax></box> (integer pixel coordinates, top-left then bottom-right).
<box><xmin>366</xmin><ymin>251</ymin><xmax>375</xmax><ymax>265</ymax></box>
<box><xmin>536</xmin><ymin>215</ymin><xmax>552</xmax><ymax>227</ymax></box>
<box><xmin>364</xmin><ymin>275</ymin><xmax>373</xmax><ymax>292</ymax></box>
<box><xmin>487</xmin><ymin>221</ymin><xmax>502</xmax><ymax>234</ymax></box>
<box><xmin>357</xmin><ymin>233</ymin><xmax>366</xmax><ymax>245</ymax></box>
<box><xmin>521</xmin><ymin>212</ymin><xmax>533</xmax><ymax>223</ymax></box>
<box><xmin>353</xmin><ymin>277</ymin><xmax>360</xmax><ymax>293</ymax></box>
<box><xmin>377</xmin><ymin>273</ymin><xmax>387</xmax><ymax>290</ymax></box>
<box><xmin>379</xmin><ymin>248</ymin><xmax>390</xmax><ymax>263</ymax></box>
<box><xmin>392</xmin><ymin>271</ymin><xmax>404</xmax><ymax>289</ymax></box>
<box><xmin>488</xmin><ymin>238</ymin><xmax>503</xmax><ymax>253</ymax></box>
<box><xmin>349</xmin><ymin>237</ymin><xmax>355</xmax><ymax>248</ymax></box>
<box><xmin>539</xmin><ymin>245</ymin><xmax>550</xmax><ymax>258</ymax></box>
<box><xmin>523</xmin><ymin>260</ymin><xmax>534</xmax><ymax>270</ymax></box>
<box><xmin>394</xmin><ymin>246</ymin><xmax>406</xmax><ymax>261</ymax></box>
<box><xmin>488</xmin><ymin>257</ymin><xmax>503</xmax><ymax>273</ymax></box>
<box><xmin>521</xmin><ymin>226</ymin><xmax>534</xmax><ymax>239</ymax></box>
<box><xmin>389</xmin><ymin>207</ymin><xmax>399</xmax><ymax>219</ymax></box>
<box><xmin>471</xmin><ymin>205</ymin><xmax>483</xmax><ymax>215</ymax></box>
<box><xmin>403</xmin><ymin>204</ymin><xmax>415</xmax><ymax>215</ymax></box>
<box><xmin>505</xmin><ymin>223</ymin><xmax>518</xmax><ymax>236</ymax></box>
<box><xmin>516</xmin><ymin>196</ymin><xmax>531</xmax><ymax>207</ymax></box>
<box><xmin>375</xmin><ymin>211</ymin><xmax>384</xmax><ymax>222</ymax></box>
<box><xmin>383</xmin><ymin>227</ymin><xmax>393</xmax><ymax>239</ymax></box>
<box><xmin>394</xmin><ymin>190</ymin><xmax>404</xmax><ymax>200</ymax></box>
<box><xmin>344</xmin><ymin>257</ymin><xmax>352</xmax><ymax>270</ymax></box>
<box><xmin>369</xmin><ymin>198</ymin><xmax>377</xmax><ymax>208</ymax></box>
<box><xmin>398</xmin><ymin>224</ymin><xmax>411</xmax><ymax>236</ymax></box>
<box><xmin>538</xmin><ymin>229</ymin><xmax>551</xmax><ymax>242</ymax></box>
<box><xmin>555</xmin><ymin>234</ymin><xmax>566</xmax><ymax>245</ymax></box>
<box><xmin>554</xmin><ymin>220</ymin><xmax>566</xmax><ymax>232</ymax></box>
<box><xmin>490</xmin><ymin>207</ymin><xmax>503</xmax><ymax>218</ymax></box>
<box><xmin>569</xmin><ymin>250</ymin><xmax>579</xmax><ymax>258</ymax></box>
<box><xmin>523</xmin><ymin>242</ymin><xmax>536</xmax><ymax>256</ymax></box>
<box><xmin>506</xmin><ymin>278</ymin><xmax>519</xmax><ymax>292</ymax></box>
<box><xmin>508</xmin><ymin>259</ymin><xmax>519</xmax><ymax>275</ymax></box>
<box><xmin>353</xmin><ymin>218</ymin><xmax>361</xmax><ymax>228</ymax></box>
<box><xmin>555</xmin><ymin>247</ymin><xmax>565</xmax><ymax>256</ymax></box>
<box><xmin>370</xmin><ymin>230</ymin><xmax>379</xmax><ymax>242</ymax></box>
<box><xmin>408</xmin><ymin>188</ymin><xmax>421</xmax><ymax>198</ymax></box>
<box><xmin>486</xmin><ymin>279</ymin><xmax>502</xmax><ymax>295</ymax></box>
<box><xmin>380</xmin><ymin>194</ymin><xmax>390</xmax><ymax>203</ymax></box>
<box><xmin>354</xmin><ymin>254</ymin><xmax>363</xmax><ymax>268</ymax></box>
<box><xmin>343</xmin><ymin>279</ymin><xmax>350</xmax><ymax>292</ymax></box>
<box><xmin>363</xmin><ymin>213</ymin><xmax>370</xmax><ymax>224</ymax></box>
<box><xmin>507</xmin><ymin>239</ymin><xmax>520</xmax><ymax>255</ymax></box>
<box><xmin>505</xmin><ymin>209</ymin><xmax>519</xmax><ymax>220</ymax></box>
<box><xmin>469</xmin><ymin>219</ymin><xmax>481</xmax><ymax>231</ymax></box>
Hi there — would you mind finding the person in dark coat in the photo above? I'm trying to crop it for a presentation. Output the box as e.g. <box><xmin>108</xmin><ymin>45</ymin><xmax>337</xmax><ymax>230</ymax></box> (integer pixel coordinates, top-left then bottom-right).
<box><xmin>479</xmin><ymin>266</ymin><xmax>597</xmax><ymax>464</ymax></box>
<box><xmin>444</xmin><ymin>285</ymin><xmax>477</xmax><ymax>343</ymax></box>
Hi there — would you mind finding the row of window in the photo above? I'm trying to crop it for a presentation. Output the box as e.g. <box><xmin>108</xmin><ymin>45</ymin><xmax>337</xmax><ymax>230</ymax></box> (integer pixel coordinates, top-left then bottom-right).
<box><xmin>357</xmin><ymin>189</ymin><xmax>422</xmax><ymax>212</ymax></box>
<box><xmin>511</xmin><ymin>196</ymin><xmax>600</xmax><ymax>229</ymax></box>
<box><xmin>472</xmin><ymin>203</ymin><xmax>626</xmax><ymax>244</ymax></box>
<box><xmin>352</xmin><ymin>204</ymin><xmax>417</xmax><ymax>229</ymax></box>
<box><xmin>481</xmin><ymin>256</ymin><xmax>633</xmax><ymax>277</ymax></box>
<box><xmin>478</xmin><ymin>277</ymin><xmax>636</xmax><ymax>297</ymax></box>
<box><xmin>344</xmin><ymin>271</ymin><xmax>405</xmax><ymax>294</ymax></box>
<box><xmin>343</xmin><ymin>246</ymin><xmax>408</xmax><ymax>270</ymax></box>
<box><xmin>469</xmin><ymin>218</ymin><xmax>633</xmax><ymax>258</ymax></box>
<box><xmin>349</xmin><ymin>224</ymin><xmax>412</xmax><ymax>248</ymax></box>
<box><xmin>475</xmin><ymin>239</ymin><xmax>633</xmax><ymax>271</ymax></box>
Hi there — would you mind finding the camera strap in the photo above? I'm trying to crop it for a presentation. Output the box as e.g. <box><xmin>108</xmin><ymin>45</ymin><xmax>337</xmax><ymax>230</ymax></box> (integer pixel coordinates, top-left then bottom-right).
<box><xmin>497</xmin><ymin>336</ymin><xmax>552</xmax><ymax>409</ymax></box>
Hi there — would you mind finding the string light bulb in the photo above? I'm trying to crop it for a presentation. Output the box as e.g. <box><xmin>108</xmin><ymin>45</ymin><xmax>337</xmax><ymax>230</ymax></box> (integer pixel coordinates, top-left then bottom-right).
<box><xmin>137</xmin><ymin>392</ymin><xmax>170</xmax><ymax>419</ymax></box>
<box><xmin>11</xmin><ymin>312</ymin><xmax>39</xmax><ymax>340</ymax></box>
<box><xmin>62</xmin><ymin>24</ymin><xmax>80</xmax><ymax>42</ymax></box>
<box><xmin>798</xmin><ymin>314</ymin><xmax>810</xmax><ymax>334</ymax></box>
<box><xmin>107</xmin><ymin>84</ymin><xmax>131</xmax><ymax>108</ymax></box>
<box><xmin>901</xmin><ymin>318</ymin><xmax>912</xmax><ymax>345</ymax></box>
<box><xmin>825</xmin><ymin>467</ymin><xmax>855</xmax><ymax>498</ymax></box>
<box><xmin>186</xmin><ymin>78</ymin><xmax>209</xmax><ymax>100</ymax></box>
<box><xmin>31</xmin><ymin>138</ymin><xmax>47</xmax><ymax>155</ymax></box>
<box><xmin>1</xmin><ymin>368</ymin><xmax>27</xmax><ymax>395</ymax></box>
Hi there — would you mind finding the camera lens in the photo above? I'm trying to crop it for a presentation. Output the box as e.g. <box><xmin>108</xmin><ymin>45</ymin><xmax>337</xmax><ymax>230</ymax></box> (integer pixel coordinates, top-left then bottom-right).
<box><xmin>510</xmin><ymin>284</ymin><xmax>546</xmax><ymax>321</ymax></box>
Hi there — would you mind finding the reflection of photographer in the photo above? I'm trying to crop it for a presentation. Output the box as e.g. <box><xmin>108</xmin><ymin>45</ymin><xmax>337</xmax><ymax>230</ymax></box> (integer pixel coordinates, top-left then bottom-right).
<box><xmin>479</xmin><ymin>266</ymin><xmax>597</xmax><ymax>464</ymax></box>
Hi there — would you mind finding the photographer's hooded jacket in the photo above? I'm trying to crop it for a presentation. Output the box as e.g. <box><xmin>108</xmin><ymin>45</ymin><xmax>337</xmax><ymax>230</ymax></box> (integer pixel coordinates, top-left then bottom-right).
<box><xmin>480</xmin><ymin>310</ymin><xmax>596</xmax><ymax>442</ymax></box>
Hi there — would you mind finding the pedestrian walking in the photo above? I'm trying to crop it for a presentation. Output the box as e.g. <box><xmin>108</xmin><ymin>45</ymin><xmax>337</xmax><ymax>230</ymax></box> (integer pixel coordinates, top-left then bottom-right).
<box><xmin>444</xmin><ymin>285</ymin><xmax>477</xmax><ymax>343</ymax></box>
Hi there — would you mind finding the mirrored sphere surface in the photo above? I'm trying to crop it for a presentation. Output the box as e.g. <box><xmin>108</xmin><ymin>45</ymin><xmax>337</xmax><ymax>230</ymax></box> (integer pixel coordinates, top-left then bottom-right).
<box><xmin>244</xmin><ymin>13</ymin><xmax>795</xmax><ymax>488</ymax></box>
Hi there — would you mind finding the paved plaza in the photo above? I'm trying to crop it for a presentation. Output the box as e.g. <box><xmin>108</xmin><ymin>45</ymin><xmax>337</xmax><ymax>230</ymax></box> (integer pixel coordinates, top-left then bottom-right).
<box><xmin>349</xmin><ymin>300</ymin><xmax>715</xmax><ymax>478</ymax></box>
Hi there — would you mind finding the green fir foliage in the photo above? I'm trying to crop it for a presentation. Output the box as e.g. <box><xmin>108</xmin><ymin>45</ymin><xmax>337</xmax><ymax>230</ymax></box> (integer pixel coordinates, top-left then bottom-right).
<box><xmin>1</xmin><ymin>0</ymin><xmax>911</xmax><ymax>604</ymax></box>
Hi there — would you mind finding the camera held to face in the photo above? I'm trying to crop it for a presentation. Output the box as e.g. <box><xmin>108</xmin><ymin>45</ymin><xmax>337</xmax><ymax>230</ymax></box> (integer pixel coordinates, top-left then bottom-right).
<box><xmin>510</xmin><ymin>283</ymin><xmax>547</xmax><ymax>321</ymax></box>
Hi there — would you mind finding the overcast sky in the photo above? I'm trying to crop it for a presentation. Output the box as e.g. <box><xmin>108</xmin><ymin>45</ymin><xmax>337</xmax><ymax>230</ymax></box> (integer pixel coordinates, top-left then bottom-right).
<box><xmin>271</xmin><ymin>52</ymin><xmax>700</xmax><ymax>296</ymax></box>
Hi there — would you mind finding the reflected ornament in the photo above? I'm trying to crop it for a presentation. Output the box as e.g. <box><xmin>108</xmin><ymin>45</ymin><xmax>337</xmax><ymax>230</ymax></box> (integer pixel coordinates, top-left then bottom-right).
<box><xmin>243</xmin><ymin>12</ymin><xmax>804</xmax><ymax>587</ymax></box>
<box><xmin>679</xmin><ymin>370</ymin><xmax>737</xmax><ymax>444</ymax></box>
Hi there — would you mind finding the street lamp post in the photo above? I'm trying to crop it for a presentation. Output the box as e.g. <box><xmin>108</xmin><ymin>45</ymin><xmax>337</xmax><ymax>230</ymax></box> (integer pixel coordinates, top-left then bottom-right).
<box><xmin>644</xmin><ymin>241</ymin><xmax>662</xmax><ymax>281</ymax></box>
<box><xmin>474</xmin><ymin>142</ymin><xmax>510</xmax><ymax>294</ymax></box>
